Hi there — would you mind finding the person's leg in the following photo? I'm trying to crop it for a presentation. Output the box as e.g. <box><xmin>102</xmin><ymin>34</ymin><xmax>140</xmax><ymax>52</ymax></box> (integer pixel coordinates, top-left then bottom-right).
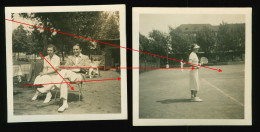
<box><xmin>32</xmin><ymin>89</ymin><xmax>41</xmax><ymax>100</ymax></box>
<box><xmin>32</xmin><ymin>84</ymin><xmax>53</xmax><ymax>102</ymax></box>
<box><xmin>96</xmin><ymin>67</ymin><xmax>99</xmax><ymax>76</ymax></box>
<box><xmin>89</xmin><ymin>68</ymin><xmax>93</xmax><ymax>78</ymax></box>
<box><xmin>194</xmin><ymin>90</ymin><xmax>197</xmax><ymax>97</ymax></box>
<box><xmin>32</xmin><ymin>85</ymin><xmax>52</xmax><ymax>101</ymax></box>
<box><xmin>32</xmin><ymin>75</ymin><xmax>42</xmax><ymax>100</ymax></box>
<box><xmin>43</xmin><ymin>91</ymin><xmax>52</xmax><ymax>103</ymax></box>
<box><xmin>56</xmin><ymin>70</ymin><xmax>83</xmax><ymax>112</ymax></box>
<box><xmin>193</xmin><ymin>69</ymin><xmax>202</xmax><ymax>101</ymax></box>
<box><xmin>37</xmin><ymin>84</ymin><xmax>53</xmax><ymax>93</ymax></box>
<box><xmin>58</xmin><ymin>83</ymin><xmax>68</xmax><ymax>112</ymax></box>
<box><xmin>194</xmin><ymin>69</ymin><xmax>200</xmax><ymax>91</ymax></box>
<box><xmin>43</xmin><ymin>84</ymin><xmax>58</xmax><ymax>103</ymax></box>
<box><xmin>191</xmin><ymin>90</ymin><xmax>195</xmax><ymax>100</ymax></box>
<box><xmin>32</xmin><ymin>75</ymin><xmax>53</xmax><ymax>101</ymax></box>
<box><xmin>190</xmin><ymin>70</ymin><xmax>202</xmax><ymax>102</ymax></box>
<box><xmin>190</xmin><ymin>71</ymin><xmax>195</xmax><ymax>100</ymax></box>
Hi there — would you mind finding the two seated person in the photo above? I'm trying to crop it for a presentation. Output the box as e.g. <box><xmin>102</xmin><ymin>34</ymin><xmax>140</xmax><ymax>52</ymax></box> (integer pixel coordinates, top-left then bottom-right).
<box><xmin>32</xmin><ymin>44</ymin><xmax>93</xmax><ymax>112</ymax></box>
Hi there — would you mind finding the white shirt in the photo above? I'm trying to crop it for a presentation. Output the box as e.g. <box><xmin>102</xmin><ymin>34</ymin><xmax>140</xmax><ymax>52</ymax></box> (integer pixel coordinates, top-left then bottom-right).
<box><xmin>44</xmin><ymin>54</ymin><xmax>60</xmax><ymax>72</ymax></box>
<box><xmin>34</xmin><ymin>54</ymin><xmax>60</xmax><ymax>85</ymax></box>
<box><xmin>72</xmin><ymin>53</ymin><xmax>82</xmax><ymax>72</ymax></box>
<box><xmin>189</xmin><ymin>52</ymin><xmax>199</xmax><ymax>65</ymax></box>
<box><xmin>75</xmin><ymin>53</ymin><xmax>83</xmax><ymax>64</ymax></box>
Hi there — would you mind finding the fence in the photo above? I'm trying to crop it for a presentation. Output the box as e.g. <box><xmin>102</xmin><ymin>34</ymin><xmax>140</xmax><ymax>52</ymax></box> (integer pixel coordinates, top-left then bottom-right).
<box><xmin>13</xmin><ymin>64</ymin><xmax>31</xmax><ymax>76</ymax></box>
<box><xmin>139</xmin><ymin>53</ymin><xmax>160</xmax><ymax>73</ymax></box>
<box><xmin>139</xmin><ymin>51</ymin><xmax>245</xmax><ymax>74</ymax></box>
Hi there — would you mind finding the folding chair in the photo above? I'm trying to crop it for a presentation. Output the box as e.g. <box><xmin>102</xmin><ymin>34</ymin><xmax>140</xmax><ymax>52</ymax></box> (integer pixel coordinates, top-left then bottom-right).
<box><xmin>54</xmin><ymin>73</ymin><xmax>85</xmax><ymax>102</ymax></box>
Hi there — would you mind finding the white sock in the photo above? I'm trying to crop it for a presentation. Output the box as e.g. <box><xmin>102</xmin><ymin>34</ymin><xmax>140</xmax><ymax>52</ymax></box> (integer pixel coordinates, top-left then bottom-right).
<box><xmin>63</xmin><ymin>99</ymin><xmax>68</xmax><ymax>105</ymax></box>
<box><xmin>46</xmin><ymin>91</ymin><xmax>51</xmax><ymax>97</ymax></box>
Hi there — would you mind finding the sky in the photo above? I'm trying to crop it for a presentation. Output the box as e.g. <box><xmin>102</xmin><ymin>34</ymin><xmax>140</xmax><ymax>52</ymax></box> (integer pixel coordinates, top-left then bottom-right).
<box><xmin>140</xmin><ymin>14</ymin><xmax>245</xmax><ymax>37</ymax></box>
<box><xmin>13</xmin><ymin>13</ymin><xmax>246</xmax><ymax>37</ymax></box>
<box><xmin>12</xmin><ymin>13</ymin><xmax>36</xmax><ymax>31</ymax></box>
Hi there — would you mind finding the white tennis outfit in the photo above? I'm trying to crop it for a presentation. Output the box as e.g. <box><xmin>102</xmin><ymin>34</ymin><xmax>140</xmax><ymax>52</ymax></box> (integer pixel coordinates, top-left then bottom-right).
<box><xmin>34</xmin><ymin>54</ymin><xmax>60</xmax><ymax>89</ymax></box>
<box><xmin>35</xmin><ymin>54</ymin><xmax>83</xmax><ymax>100</ymax></box>
<box><xmin>189</xmin><ymin>52</ymin><xmax>200</xmax><ymax>91</ymax></box>
<box><xmin>36</xmin><ymin>69</ymin><xmax>81</xmax><ymax>100</ymax></box>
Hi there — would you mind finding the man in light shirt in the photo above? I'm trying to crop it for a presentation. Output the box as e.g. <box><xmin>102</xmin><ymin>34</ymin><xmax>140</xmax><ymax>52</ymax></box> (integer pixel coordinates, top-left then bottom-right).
<box><xmin>64</xmin><ymin>44</ymin><xmax>91</xmax><ymax>73</ymax></box>
<box><xmin>55</xmin><ymin>43</ymin><xmax>91</xmax><ymax>112</ymax></box>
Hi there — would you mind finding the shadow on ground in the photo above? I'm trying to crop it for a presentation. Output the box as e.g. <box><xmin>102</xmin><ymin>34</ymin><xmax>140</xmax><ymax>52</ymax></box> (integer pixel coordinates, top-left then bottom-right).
<box><xmin>53</xmin><ymin>91</ymin><xmax>81</xmax><ymax>102</ymax></box>
<box><xmin>35</xmin><ymin>99</ymin><xmax>61</xmax><ymax>108</ymax></box>
<box><xmin>157</xmin><ymin>98</ymin><xmax>191</xmax><ymax>104</ymax></box>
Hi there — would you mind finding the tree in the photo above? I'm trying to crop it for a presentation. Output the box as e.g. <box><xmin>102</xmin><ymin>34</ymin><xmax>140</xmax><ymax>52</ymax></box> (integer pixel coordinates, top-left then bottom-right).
<box><xmin>196</xmin><ymin>26</ymin><xmax>217</xmax><ymax>58</ymax></box>
<box><xmin>148</xmin><ymin>29</ymin><xmax>168</xmax><ymax>57</ymax></box>
<box><xmin>169</xmin><ymin>27</ymin><xmax>192</xmax><ymax>59</ymax></box>
<box><xmin>139</xmin><ymin>33</ymin><xmax>151</xmax><ymax>65</ymax></box>
<box><xmin>228</xmin><ymin>24</ymin><xmax>245</xmax><ymax>52</ymax></box>
<box><xmin>139</xmin><ymin>33</ymin><xmax>150</xmax><ymax>52</ymax></box>
<box><xmin>12</xmin><ymin>25</ymin><xmax>30</xmax><ymax>59</ymax></box>
<box><xmin>217</xmin><ymin>22</ymin><xmax>245</xmax><ymax>61</ymax></box>
<box><xmin>98</xmin><ymin>12</ymin><xmax>120</xmax><ymax>40</ymax></box>
<box><xmin>19</xmin><ymin>11</ymin><xmax>120</xmax><ymax>60</ymax></box>
<box><xmin>28</xmin><ymin>27</ymin><xmax>45</xmax><ymax>54</ymax></box>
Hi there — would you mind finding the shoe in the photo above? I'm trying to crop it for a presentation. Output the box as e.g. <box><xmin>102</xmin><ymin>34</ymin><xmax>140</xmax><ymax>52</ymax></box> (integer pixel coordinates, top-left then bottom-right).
<box><xmin>191</xmin><ymin>97</ymin><xmax>203</xmax><ymax>102</ymax></box>
<box><xmin>32</xmin><ymin>94</ymin><xmax>38</xmax><ymax>101</ymax></box>
<box><xmin>191</xmin><ymin>95</ymin><xmax>195</xmax><ymax>100</ymax></box>
<box><xmin>58</xmin><ymin>103</ymin><xmax>68</xmax><ymax>112</ymax></box>
<box><xmin>32</xmin><ymin>91</ymin><xmax>40</xmax><ymax>101</ymax></box>
<box><xmin>43</xmin><ymin>92</ymin><xmax>52</xmax><ymax>103</ymax></box>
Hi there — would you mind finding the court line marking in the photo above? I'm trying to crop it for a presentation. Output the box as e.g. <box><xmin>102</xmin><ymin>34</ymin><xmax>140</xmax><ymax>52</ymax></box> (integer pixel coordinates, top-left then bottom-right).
<box><xmin>202</xmin><ymin>79</ymin><xmax>244</xmax><ymax>107</ymax></box>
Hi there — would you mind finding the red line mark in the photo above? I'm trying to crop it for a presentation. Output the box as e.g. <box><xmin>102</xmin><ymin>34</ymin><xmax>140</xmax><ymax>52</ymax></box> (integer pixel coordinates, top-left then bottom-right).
<box><xmin>22</xmin><ymin>77</ymin><xmax>121</xmax><ymax>87</ymax></box>
<box><xmin>6</xmin><ymin>19</ymin><xmax>222</xmax><ymax>72</ymax></box>
<box><xmin>39</xmin><ymin>52</ymin><xmax>74</xmax><ymax>90</ymax></box>
<box><xmin>59</xmin><ymin>67</ymin><xmax>196</xmax><ymax>70</ymax></box>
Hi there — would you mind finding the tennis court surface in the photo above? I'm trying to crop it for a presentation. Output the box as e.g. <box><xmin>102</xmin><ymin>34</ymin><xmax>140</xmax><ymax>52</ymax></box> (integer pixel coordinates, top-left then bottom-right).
<box><xmin>139</xmin><ymin>64</ymin><xmax>245</xmax><ymax>119</ymax></box>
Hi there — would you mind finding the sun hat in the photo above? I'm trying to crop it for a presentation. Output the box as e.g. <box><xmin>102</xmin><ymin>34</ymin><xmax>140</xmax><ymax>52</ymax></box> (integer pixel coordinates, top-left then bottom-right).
<box><xmin>191</xmin><ymin>43</ymin><xmax>200</xmax><ymax>49</ymax></box>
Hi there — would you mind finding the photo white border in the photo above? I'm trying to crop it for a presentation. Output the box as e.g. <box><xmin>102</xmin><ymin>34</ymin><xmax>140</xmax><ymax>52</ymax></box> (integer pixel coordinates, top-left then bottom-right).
<box><xmin>6</xmin><ymin>4</ymin><xmax>127</xmax><ymax>123</ymax></box>
<box><xmin>132</xmin><ymin>7</ymin><xmax>252</xmax><ymax>126</ymax></box>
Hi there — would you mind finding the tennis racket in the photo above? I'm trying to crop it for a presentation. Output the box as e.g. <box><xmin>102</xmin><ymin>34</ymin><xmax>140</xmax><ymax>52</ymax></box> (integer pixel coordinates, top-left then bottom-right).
<box><xmin>200</xmin><ymin>57</ymin><xmax>208</xmax><ymax>65</ymax></box>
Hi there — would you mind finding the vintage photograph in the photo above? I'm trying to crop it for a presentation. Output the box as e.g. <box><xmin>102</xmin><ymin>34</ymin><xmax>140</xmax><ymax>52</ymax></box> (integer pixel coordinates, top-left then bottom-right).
<box><xmin>133</xmin><ymin>8</ymin><xmax>252</xmax><ymax>125</ymax></box>
<box><xmin>6</xmin><ymin>5</ymin><xmax>127</xmax><ymax>122</ymax></box>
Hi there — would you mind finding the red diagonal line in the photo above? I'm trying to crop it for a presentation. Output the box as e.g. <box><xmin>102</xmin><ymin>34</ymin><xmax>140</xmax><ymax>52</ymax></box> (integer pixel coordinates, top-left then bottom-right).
<box><xmin>39</xmin><ymin>52</ymin><xmax>74</xmax><ymax>90</ymax></box>
<box><xmin>22</xmin><ymin>78</ymin><xmax>120</xmax><ymax>87</ymax></box>
<box><xmin>59</xmin><ymin>67</ymin><xmax>195</xmax><ymax>69</ymax></box>
<box><xmin>6</xmin><ymin>19</ymin><xmax>221</xmax><ymax>72</ymax></box>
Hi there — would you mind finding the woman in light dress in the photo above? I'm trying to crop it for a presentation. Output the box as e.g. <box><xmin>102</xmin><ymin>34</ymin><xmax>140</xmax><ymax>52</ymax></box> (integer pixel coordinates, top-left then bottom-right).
<box><xmin>32</xmin><ymin>44</ymin><xmax>60</xmax><ymax>103</ymax></box>
<box><xmin>188</xmin><ymin>43</ymin><xmax>203</xmax><ymax>102</ymax></box>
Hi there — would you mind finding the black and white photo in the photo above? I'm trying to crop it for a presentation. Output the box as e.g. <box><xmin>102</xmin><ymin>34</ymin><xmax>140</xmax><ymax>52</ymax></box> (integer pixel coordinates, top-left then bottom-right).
<box><xmin>6</xmin><ymin>5</ymin><xmax>127</xmax><ymax>122</ymax></box>
<box><xmin>133</xmin><ymin>8</ymin><xmax>252</xmax><ymax>126</ymax></box>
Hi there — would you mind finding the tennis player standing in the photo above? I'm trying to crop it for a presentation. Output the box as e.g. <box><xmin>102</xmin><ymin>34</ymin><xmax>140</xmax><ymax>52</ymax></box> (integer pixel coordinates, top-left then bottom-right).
<box><xmin>180</xmin><ymin>58</ymin><xmax>185</xmax><ymax>72</ymax></box>
<box><xmin>189</xmin><ymin>44</ymin><xmax>203</xmax><ymax>102</ymax></box>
